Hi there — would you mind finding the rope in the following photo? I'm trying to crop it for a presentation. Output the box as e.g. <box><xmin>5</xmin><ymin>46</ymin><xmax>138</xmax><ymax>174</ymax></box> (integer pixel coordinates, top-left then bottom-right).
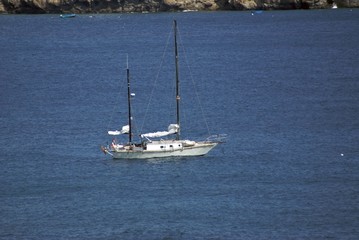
<box><xmin>106</xmin><ymin>62</ymin><xmax>127</xmax><ymax>131</ymax></box>
<box><xmin>139</xmin><ymin>25</ymin><xmax>173</xmax><ymax>134</ymax></box>
<box><xmin>177</xmin><ymin>27</ymin><xmax>212</xmax><ymax>137</ymax></box>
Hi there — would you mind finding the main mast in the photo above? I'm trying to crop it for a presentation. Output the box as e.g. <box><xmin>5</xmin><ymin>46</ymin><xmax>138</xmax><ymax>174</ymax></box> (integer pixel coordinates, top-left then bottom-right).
<box><xmin>174</xmin><ymin>20</ymin><xmax>180</xmax><ymax>140</ymax></box>
<box><xmin>126</xmin><ymin>57</ymin><xmax>132</xmax><ymax>144</ymax></box>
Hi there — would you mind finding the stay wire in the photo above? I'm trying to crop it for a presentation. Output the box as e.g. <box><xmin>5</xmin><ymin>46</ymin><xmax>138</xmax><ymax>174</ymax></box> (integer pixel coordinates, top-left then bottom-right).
<box><xmin>139</xmin><ymin>25</ymin><xmax>173</xmax><ymax>134</ymax></box>
<box><xmin>177</xmin><ymin>27</ymin><xmax>212</xmax><ymax>137</ymax></box>
<box><xmin>106</xmin><ymin>62</ymin><xmax>127</xmax><ymax>131</ymax></box>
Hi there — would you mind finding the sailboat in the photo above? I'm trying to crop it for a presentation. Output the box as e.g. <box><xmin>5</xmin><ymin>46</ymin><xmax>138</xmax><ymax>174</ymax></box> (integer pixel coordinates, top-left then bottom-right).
<box><xmin>101</xmin><ymin>20</ymin><xmax>224</xmax><ymax>159</ymax></box>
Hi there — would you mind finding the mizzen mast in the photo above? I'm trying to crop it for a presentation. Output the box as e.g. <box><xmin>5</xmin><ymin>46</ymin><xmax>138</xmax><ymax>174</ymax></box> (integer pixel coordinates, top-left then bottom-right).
<box><xmin>174</xmin><ymin>20</ymin><xmax>180</xmax><ymax>140</ymax></box>
<box><xmin>126</xmin><ymin>56</ymin><xmax>133</xmax><ymax>144</ymax></box>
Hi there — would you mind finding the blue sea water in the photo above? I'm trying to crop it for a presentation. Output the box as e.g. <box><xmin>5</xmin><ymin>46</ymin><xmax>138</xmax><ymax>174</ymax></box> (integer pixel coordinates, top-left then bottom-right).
<box><xmin>1</xmin><ymin>10</ymin><xmax>359</xmax><ymax>239</ymax></box>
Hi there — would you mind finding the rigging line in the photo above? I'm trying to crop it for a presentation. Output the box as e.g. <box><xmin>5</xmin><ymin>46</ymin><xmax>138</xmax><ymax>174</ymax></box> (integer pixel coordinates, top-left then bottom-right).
<box><xmin>106</xmin><ymin>103</ymin><xmax>118</xmax><ymax>131</ymax></box>
<box><xmin>106</xmin><ymin>61</ymin><xmax>128</xmax><ymax>131</ymax></box>
<box><xmin>139</xmin><ymin>24</ymin><xmax>173</xmax><ymax>134</ymax></box>
<box><xmin>177</xmin><ymin>27</ymin><xmax>212</xmax><ymax>137</ymax></box>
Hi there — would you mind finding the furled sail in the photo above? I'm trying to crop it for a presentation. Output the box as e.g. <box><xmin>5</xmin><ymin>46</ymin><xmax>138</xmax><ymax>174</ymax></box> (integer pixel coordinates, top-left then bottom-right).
<box><xmin>108</xmin><ymin>125</ymin><xmax>129</xmax><ymax>135</ymax></box>
<box><xmin>141</xmin><ymin>124</ymin><xmax>179</xmax><ymax>138</ymax></box>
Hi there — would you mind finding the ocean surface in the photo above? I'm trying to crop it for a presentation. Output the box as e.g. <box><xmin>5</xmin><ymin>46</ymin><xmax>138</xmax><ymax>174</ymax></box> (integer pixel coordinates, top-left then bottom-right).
<box><xmin>1</xmin><ymin>9</ymin><xmax>359</xmax><ymax>239</ymax></box>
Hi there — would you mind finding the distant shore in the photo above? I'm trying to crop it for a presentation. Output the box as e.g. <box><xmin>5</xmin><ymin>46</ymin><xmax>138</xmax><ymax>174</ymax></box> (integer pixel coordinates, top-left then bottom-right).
<box><xmin>1</xmin><ymin>0</ymin><xmax>358</xmax><ymax>14</ymax></box>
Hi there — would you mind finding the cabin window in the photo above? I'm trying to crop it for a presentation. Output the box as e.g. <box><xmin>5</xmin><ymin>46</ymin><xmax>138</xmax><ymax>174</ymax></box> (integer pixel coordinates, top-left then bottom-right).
<box><xmin>170</xmin><ymin>145</ymin><xmax>173</xmax><ymax>148</ymax></box>
<box><xmin>160</xmin><ymin>146</ymin><xmax>164</xmax><ymax>149</ymax></box>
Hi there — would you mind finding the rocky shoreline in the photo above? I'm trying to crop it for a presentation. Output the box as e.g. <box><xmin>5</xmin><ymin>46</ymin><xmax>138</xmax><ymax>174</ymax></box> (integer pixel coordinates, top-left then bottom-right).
<box><xmin>0</xmin><ymin>0</ymin><xmax>358</xmax><ymax>14</ymax></box>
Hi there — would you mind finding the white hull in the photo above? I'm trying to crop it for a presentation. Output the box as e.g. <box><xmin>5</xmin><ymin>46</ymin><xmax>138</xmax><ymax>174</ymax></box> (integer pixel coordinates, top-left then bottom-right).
<box><xmin>109</xmin><ymin>142</ymin><xmax>217</xmax><ymax>159</ymax></box>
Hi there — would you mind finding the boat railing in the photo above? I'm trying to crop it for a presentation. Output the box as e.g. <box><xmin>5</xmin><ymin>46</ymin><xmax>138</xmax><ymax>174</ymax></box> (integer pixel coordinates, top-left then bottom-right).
<box><xmin>206</xmin><ymin>134</ymin><xmax>227</xmax><ymax>143</ymax></box>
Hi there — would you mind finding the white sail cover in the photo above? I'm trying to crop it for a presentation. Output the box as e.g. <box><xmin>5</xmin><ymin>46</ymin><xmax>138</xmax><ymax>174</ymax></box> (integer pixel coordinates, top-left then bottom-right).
<box><xmin>141</xmin><ymin>124</ymin><xmax>179</xmax><ymax>138</ymax></box>
<box><xmin>108</xmin><ymin>125</ymin><xmax>129</xmax><ymax>135</ymax></box>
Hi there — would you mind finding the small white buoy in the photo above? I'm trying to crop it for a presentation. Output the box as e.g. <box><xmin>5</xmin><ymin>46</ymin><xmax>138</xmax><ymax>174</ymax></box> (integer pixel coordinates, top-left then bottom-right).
<box><xmin>340</xmin><ymin>153</ymin><xmax>344</xmax><ymax>157</ymax></box>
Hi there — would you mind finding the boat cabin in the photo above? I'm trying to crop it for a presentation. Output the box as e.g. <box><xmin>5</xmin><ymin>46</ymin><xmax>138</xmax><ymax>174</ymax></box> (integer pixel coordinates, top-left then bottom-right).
<box><xmin>145</xmin><ymin>141</ymin><xmax>183</xmax><ymax>151</ymax></box>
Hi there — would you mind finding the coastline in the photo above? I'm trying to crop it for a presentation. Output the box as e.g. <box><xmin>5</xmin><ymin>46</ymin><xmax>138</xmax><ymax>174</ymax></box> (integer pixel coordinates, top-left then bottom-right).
<box><xmin>1</xmin><ymin>0</ymin><xmax>358</xmax><ymax>14</ymax></box>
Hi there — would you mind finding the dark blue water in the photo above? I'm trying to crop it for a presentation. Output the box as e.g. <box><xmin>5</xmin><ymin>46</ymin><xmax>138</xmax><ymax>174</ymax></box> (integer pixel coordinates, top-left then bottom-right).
<box><xmin>1</xmin><ymin>10</ymin><xmax>359</xmax><ymax>239</ymax></box>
